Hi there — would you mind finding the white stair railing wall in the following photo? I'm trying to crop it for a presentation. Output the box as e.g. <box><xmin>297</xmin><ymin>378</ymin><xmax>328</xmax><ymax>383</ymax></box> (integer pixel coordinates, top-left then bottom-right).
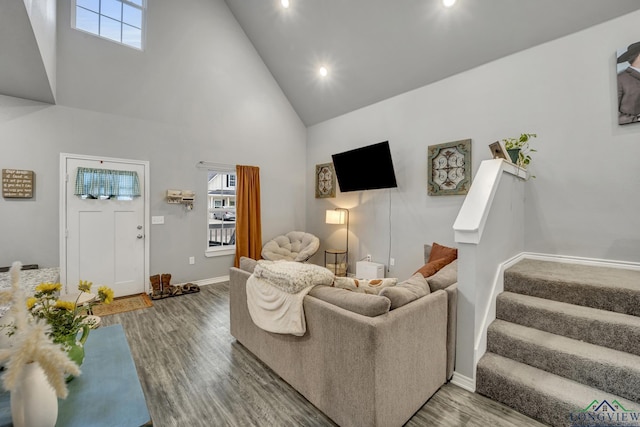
<box><xmin>451</xmin><ymin>159</ymin><xmax>527</xmax><ymax>392</ymax></box>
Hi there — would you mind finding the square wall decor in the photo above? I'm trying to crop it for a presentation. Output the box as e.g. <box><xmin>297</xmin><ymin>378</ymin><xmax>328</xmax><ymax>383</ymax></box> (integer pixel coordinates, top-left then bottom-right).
<box><xmin>315</xmin><ymin>163</ymin><xmax>336</xmax><ymax>198</ymax></box>
<box><xmin>427</xmin><ymin>139</ymin><xmax>472</xmax><ymax>196</ymax></box>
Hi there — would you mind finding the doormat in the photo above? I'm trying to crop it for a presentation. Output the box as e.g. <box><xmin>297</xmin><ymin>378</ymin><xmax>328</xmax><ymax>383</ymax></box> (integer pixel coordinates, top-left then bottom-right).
<box><xmin>92</xmin><ymin>293</ymin><xmax>153</xmax><ymax>316</ymax></box>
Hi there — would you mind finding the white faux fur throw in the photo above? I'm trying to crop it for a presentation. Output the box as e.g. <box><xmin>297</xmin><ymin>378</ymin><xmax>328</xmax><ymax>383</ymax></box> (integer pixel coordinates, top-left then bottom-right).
<box><xmin>247</xmin><ymin>261</ymin><xmax>334</xmax><ymax>335</ymax></box>
<box><xmin>253</xmin><ymin>260</ymin><xmax>334</xmax><ymax>293</ymax></box>
<box><xmin>246</xmin><ymin>275</ymin><xmax>315</xmax><ymax>336</ymax></box>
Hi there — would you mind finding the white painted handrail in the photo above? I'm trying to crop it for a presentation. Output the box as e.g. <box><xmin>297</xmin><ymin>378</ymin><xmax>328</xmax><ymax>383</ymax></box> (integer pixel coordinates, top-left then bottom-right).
<box><xmin>453</xmin><ymin>159</ymin><xmax>526</xmax><ymax>243</ymax></box>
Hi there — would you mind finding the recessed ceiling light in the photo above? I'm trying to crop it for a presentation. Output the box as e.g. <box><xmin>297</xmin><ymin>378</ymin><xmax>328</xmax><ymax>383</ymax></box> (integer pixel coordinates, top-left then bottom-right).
<box><xmin>443</xmin><ymin>0</ymin><xmax>456</xmax><ymax>7</ymax></box>
<box><xmin>281</xmin><ymin>0</ymin><xmax>290</xmax><ymax>8</ymax></box>
<box><xmin>319</xmin><ymin>66</ymin><xmax>328</xmax><ymax>77</ymax></box>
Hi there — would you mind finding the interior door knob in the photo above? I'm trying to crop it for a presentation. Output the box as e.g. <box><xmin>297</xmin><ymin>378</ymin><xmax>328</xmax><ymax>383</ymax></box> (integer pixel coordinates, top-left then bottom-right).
<box><xmin>137</xmin><ymin>234</ymin><xmax>144</xmax><ymax>239</ymax></box>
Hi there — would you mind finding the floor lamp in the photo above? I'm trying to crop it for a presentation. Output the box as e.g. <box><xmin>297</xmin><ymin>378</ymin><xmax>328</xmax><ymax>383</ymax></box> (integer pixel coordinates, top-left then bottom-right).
<box><xmin>325</xmin><ymin>208</ymin><xmax>349</xmax><ymax>273</ymax></box>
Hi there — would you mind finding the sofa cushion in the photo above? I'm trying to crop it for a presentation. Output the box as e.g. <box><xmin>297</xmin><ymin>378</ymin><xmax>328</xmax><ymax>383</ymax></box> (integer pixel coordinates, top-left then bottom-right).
<box><xmin>414</xmin><ymin>256</ymin><xmax>453</xmax><ymax>278</ymax></box>
<box><xmin>332</xmin><ymin>277</ymin><xmax>397</xmax><ymax>294</ymax></box>
<box><xmin>239</xmin><ymin>256</ymin><xmax>258</xmax><ymax>273</ymax></box>
<box><xmin>427</xmin><ymin>259</ymin><xmax>458</xmax><ymax>291</ymax></box>
<box><xmin>308</xmin><ymin>286</ymin><xmax>391</xmax><ymax>317</ymax></box>
<box><xmin>379</xmin><ymin>273</ymin><xmax>431</xmax><ymax>310</ymax></box>
<box><xmin>428</xmin><ymin>242</ymin><xmax>458</xmax><ymax>263</ymax></box>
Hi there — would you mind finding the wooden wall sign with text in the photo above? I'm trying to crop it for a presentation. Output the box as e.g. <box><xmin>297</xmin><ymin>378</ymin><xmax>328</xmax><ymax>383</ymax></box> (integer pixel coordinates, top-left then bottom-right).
<box><xmin>2</xmin><ymin>169</ymin><xmax>35</xmax><ymax>198</ymax></box>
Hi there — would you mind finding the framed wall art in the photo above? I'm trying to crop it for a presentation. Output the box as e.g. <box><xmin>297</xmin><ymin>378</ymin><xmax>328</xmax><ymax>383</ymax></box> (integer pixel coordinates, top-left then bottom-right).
<box><xmin>616</xmin><ymin>41</ymin><xmax>640</xmax><ymax>125</ymax></box>
<box><xmin>427</xmin><ymin>139</ymin><xmax>472</xmax><ymax>196</ymax></box>
<box><xmin>315</xmin><ymin>163</ymin><xmax>336</xmax><ymax>198</ymax></box>
<box><xmin>2</xmin><ymin>169</ymin><xmax>35</xmax><ymax>198</ymax></box>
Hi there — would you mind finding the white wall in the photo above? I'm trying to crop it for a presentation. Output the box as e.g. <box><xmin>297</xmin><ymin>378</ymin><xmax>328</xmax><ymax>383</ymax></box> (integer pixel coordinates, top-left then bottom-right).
<box><xmin>307</xmin><ymin>10</ymin><xmax>640</xmax><ymax>279</ymax></box>
<box><xmin>0</xmin><ymin>0</ymin><xmax>306</xmax><ymax>282</ymax></box>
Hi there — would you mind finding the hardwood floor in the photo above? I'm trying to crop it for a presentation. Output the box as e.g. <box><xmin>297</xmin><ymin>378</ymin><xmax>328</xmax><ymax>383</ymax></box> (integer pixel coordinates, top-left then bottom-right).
<box><xmin>101</xmin><ymin>283</ymin><xmax>546</xmax><ymax>427</ymax></box>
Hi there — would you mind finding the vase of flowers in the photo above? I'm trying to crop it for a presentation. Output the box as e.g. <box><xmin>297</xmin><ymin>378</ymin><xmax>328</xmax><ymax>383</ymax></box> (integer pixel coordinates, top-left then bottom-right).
<box><xmin>60</xmin><ymin>325</ymin><xmax>90</xmax><ymax>368</ymax></box>
<box><xmin>26</xmin><ymin>280</ymin><xmax>113</xmax><ymax>377</ymax></box>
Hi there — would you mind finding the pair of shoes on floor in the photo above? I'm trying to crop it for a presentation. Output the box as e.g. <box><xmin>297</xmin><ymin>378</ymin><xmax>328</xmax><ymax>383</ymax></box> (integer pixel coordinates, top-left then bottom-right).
<box><xmin>149</xmin><ymin>274</ymin><xmax>199</xmax><ymax>299</ymax></box>
<box><xmin>149</xmin><ymin>274</ymin><xmax>163</xmax><ymax>300</ymax></box>
<box><xmin>149</xmin><ymin>273</ymin><xmax>175</xmax><ymax>300</ymax></box>
<box><xmin>181</xmin><ymin>283</ymin><xmax>200</xmax><ymax>293</ymax></box>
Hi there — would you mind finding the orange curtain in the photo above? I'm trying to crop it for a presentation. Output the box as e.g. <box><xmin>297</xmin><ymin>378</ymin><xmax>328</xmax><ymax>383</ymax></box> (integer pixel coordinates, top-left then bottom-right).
<box><xmin>234</xmin><ymin>165</ymin><xmax>262</xmax><ymax>267</ymax></box>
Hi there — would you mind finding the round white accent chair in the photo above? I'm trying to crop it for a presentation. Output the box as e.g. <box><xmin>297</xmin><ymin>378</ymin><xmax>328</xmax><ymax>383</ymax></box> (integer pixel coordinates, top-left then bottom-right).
<box><xmin>261</xmin><ymin>231</ymin><xmax>320</xmax><ymax>262</ymax></box>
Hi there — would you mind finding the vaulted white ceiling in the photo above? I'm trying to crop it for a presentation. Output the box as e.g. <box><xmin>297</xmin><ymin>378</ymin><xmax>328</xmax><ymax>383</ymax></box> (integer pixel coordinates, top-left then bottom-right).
<box><xmin>225</xmin><ymin>0</ymin><xmax>640</xmax><ymax>126</ymax></box>
<box><xmin>4</xmin><ymin>1</ymin><xmax>640</xmax><ymax>122</ymax></box>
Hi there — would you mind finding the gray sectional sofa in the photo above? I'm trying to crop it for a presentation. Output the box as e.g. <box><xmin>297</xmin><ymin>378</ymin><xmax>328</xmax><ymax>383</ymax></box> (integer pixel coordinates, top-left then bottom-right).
<box><xmin>229</xmin><ymin>257</ymin><xmax>457</xmax><ymax>427</ymax></box>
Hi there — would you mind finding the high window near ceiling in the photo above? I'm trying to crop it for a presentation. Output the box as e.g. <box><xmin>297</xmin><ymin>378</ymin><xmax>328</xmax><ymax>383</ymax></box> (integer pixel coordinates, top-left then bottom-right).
<box><xmin>72</xmin><ymin>0</ymin><xmax>145</xmax><ymax>50</ymax></box>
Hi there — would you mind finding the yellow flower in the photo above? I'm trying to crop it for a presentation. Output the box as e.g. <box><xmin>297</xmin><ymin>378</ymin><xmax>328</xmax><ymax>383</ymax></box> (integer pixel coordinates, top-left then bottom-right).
<box><xmin>54</xmin><ymin>300</ymin><xmax>76</xmax><ymax>311</ymax></box>
<box><xmin>78</xmin><ymin>280</ymin><xmax>92</xmax><ymax>293</ymax></box>
<box><xmin>35</xmin><ymin>282</ymin><xmax>62</xmax><ymax>294</ymax></box>
<box><xmin>26</xmin><ymin>297</ymin><xmax>37</xmax><ymax>309</ymax></box>
<box><xmin>98</xmin><ymin>286</ymin><xmax>114</xmax><ymax>304</ymax></box>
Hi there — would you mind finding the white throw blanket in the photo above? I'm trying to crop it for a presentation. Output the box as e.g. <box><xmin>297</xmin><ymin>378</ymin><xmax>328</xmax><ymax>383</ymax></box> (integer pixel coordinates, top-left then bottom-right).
<box><xmin>246</xmin><ymin>261</ymin><xmax>334</xmax><ymax>336</ymax></box>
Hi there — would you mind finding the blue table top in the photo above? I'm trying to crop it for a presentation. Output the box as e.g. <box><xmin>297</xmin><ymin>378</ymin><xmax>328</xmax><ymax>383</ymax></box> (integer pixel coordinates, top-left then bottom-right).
<box><xmin>0</xmin><ymin>324</ymin><xmax>152</xmax><ymax>427</ymax></box>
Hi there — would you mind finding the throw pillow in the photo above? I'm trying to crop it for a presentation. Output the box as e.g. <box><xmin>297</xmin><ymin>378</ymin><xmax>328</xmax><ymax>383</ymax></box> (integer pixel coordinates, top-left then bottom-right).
<box><xmin>428</xmin><ymin>242</ymin><xmax>458</xmax><ymax>263</ymax></box>
<box><xmin>379</xmin><ymin>273</ymin><xmax>431</xmax><ymax>310</ymax></box>
<box><xmin>414</xmin><ymin>256</ymin><xmax>453</xmax><ymax>278</ymax></box>
<box><xmin>308</xmin><ymin>286</ymin><xmax>391</xmax><ymax>317</ymax></box>
<box><xmin>427</xmin><ymin>259</ymin><xmax>458</xmax><ymax>291</ymax></box>
<box><xmin>332</xmin><ymin>277</ymin><xmax>397</xmax><ymax>295</ymax></box>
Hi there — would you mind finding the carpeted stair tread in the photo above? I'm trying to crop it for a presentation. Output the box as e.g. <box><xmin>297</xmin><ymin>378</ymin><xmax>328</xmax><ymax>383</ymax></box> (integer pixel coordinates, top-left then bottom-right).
<box><xmin>488</xmin><ymin>319</ymin><xmax>640</xmax><ymax>403</ymax></box>
<box><xmin>504</xmin><ymin>259</ymin><xmax>640</xmax><ymax>316</ymax></box>
<box><xmin>497</xmin><ymin>291</ymin><xmax>640</xmax><ymax>357</ymax></box>
<box><xmin>476</xmin><ymin>352</ymin><xmax>638</xmax><ymax>427</ymax></box>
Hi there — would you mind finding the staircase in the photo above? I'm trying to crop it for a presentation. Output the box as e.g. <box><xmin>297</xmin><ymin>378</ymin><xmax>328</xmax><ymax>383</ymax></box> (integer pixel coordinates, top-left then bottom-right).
<box><xmin>476</xmin><ymin>258</ymin><xmax>640</xmax><ymax>427</ymax></box>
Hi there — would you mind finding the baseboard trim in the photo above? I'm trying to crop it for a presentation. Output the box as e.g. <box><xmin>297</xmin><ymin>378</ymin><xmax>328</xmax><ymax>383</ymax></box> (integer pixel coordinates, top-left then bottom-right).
<box><xmin>522</xmin><ymin>252</ymin><xmax>640</xmax><ymax>271</ymax></box>
<box><xmin>450</xmin><ymin>372</ymin><xmax>475</xmax><ymax>392</ymax></box>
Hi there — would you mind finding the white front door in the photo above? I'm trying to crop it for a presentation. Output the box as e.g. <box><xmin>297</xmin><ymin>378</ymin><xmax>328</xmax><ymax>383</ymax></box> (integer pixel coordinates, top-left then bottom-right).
<box><xmin>62</xmin><ymin>155</ymin><xmax>148</xmax><ymax>297</ymax></box>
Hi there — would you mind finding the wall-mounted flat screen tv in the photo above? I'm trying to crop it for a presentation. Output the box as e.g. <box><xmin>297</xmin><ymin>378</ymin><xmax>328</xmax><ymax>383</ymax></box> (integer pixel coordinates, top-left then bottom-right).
<box><xmin>331</xmin><ymin>141</ymin><xmax>398</xmax><ymax>192</ymax></box>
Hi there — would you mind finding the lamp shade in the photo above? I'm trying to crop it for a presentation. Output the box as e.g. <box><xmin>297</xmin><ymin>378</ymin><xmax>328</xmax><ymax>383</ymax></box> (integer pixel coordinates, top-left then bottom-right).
<box><xmin>325</xmin><ymin>209</ymin><xmax>346</xmax><ymax>225</ymax></box>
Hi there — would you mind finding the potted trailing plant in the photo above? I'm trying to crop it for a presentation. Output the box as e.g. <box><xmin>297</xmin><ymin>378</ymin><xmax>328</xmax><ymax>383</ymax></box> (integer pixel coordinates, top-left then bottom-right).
<box><xmin>502</xmin><ymin>133</ymin><xmax>537</xmax><ymax>169</ymax></box>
